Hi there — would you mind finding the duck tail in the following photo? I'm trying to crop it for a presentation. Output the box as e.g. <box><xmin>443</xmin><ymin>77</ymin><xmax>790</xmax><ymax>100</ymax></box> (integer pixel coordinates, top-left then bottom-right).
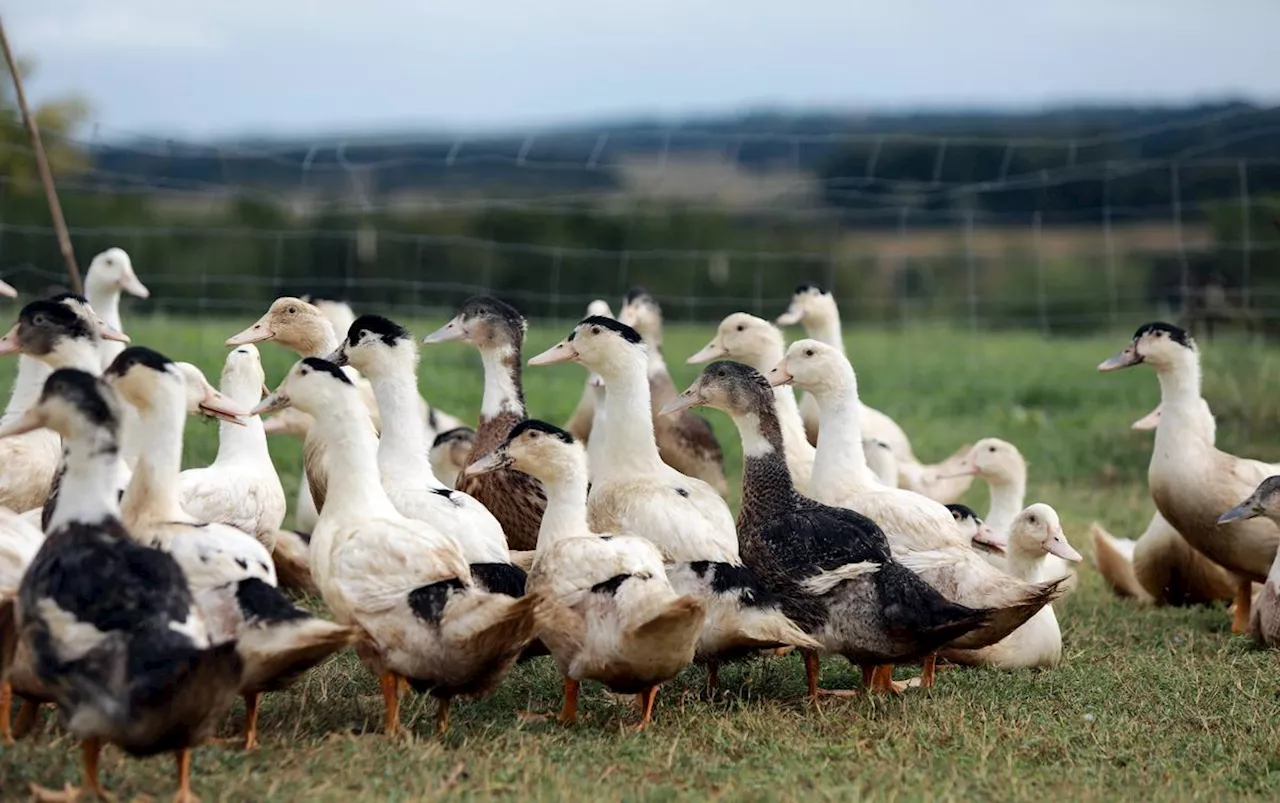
<box><xmin>233</xmin><ymin>579</ymin><xmax>355</xmax><ymax>692</ymax></box>
<box><xmin>1090</xmin><ymin>523</ymin><xmax>1150</xmax><ymax>601</ymax></box>
<box><xmin>270</xmin><ymin>530</ymin><xmax>318</xmax><ymax>596</ymax></box>
<box><xmin>945</xmin><ymin>576</ymin><xmax>1067</xmax><ymax>650</ymax></box>
<box><xmin>878</xmin><ymin>561</ymin><xmax>991</xmax><ymax>650</ymax></box>
<box><xmin>623</xmin><ymin>595</ymin><xmax>706</xmax><ymax>667</ymax></box>
<box><xmin>437</xmin><ymin>586</ymin><xmax>541</xmax><ymax>679</ymax></box>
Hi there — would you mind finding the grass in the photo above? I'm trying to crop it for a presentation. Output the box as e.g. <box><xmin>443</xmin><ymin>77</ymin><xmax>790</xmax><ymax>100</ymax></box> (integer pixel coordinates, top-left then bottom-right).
<box><xmin>3</xmin><ymin>315</ymin><xmax>1280</xmax><ymax>801</ymax></box>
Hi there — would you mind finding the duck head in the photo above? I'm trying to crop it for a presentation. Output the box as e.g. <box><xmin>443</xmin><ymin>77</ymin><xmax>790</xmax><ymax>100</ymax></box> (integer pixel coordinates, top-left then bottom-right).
<box><xmin>464</xmin><ymin>419</ymin><xmax>583</xmax><ymax>484</ymax></box>
<box><xmin>328</xmin><ymin>314</ymin><xmax>416</xmax><ymax>377</ymax></box>
<box><xmin>768</xmin><ymin>339</ymin><xmax>849</xmax><ymax>396</ymax></box>
<box><xmin>227</xmin><ymin>297</ymin><xmax>336</xmax><ymax>355</ymax></box>
<box><xmin>1009</xmin><ymin>503</ymin><xmax>1082</xmax><ymax>563</ymax></box>
<box><xmin>0</xmin><ymin>296</ymin><xmax>129</xmax><ymax>367</ymax></box>
<box><xmin>104</xmin><ymin>347</ymin><xmax>248</xmax><ymax>425</ymax></box>
<box><xmin>528</xmin><ymin>315</ymin><xmax>645</xmax><ymax>377</ymax></box>
<box><xmin>252</xmin><ymin>357</ymin><xmax>354</xmax><ymax>419</ymax></box>
<box><xmin>1219</xmin><ymin>476</ymin><xmax>1280</xmax><ymax>525</ymax></box>
<box><xmin>617</xmin><ymin>287</ymin><xmax>663</xmax><ymax>346</ymax></box>
<box><xmin>86</xmin><ymin>247</ymin><xmax>150</xmax><ymax>300</ymax></box>
<box><xmin>663</xmin><ymin>361</ymin><xmax>771</xmax><ymax>418</ymax></box>
<box><xmin>950</xmin><ymin>438</ymin><xmax>1025</xmax><ymax>484</ymax></box>
<box><xmin>776</xmin><ymin>283</ymin><xmax>834</xmax><ymax>327</ymax></box>
<box><xmin>689</xmin><ymin>312</ymin><xmax>785</xmax><ymax>370</ymax></box>
<box><xmin>422</xmin><ymin>296</ymin><xmax>526</xmax><ymax>351</ymax></box>
<box><xmin>219</xmin><ymin>344</ymin><xmax>269</xmax><ymax>408</ymax></box>
<box><xmin>948</xmin><ymin>503</ymin><xmax>1005</xmax><ymax>555</ymax></box>
<box><xmin>0</xmin><ymin>368</ymin><xmax>121</xmax><ymax>442</ymax></box>
<box><xmin>1099</xmin><ymin>322</ymin><xmax>1196</xmax><ymax>372</ymax></box>
<box><xmin>430</xmin><ymin>426</ymin><xmax>477</xmax><ymax>489</ymax></box>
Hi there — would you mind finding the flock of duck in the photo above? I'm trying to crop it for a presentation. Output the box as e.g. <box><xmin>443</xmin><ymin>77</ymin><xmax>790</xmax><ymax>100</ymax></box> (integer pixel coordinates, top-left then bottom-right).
<box><xmin>0</xmin><ymin>250</ymin><xmax>1276</xmax><ymax>801</ymax></box>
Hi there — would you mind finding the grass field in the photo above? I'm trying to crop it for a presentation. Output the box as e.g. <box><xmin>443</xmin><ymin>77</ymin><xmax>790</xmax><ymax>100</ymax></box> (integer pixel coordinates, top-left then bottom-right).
<box><xmin>3</xmin><ymin>314</ymin><xmax>1280</xmax><ymax>801</ymax></box>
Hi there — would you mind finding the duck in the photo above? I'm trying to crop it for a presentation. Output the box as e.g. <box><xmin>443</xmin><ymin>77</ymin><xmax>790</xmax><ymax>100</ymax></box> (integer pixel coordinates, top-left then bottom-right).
<box><xmin>0</xmin><ymin>279</ymin><xmax>14</xmax><ymax>298</ymax></box>
<box><xmin>422</xmin><ymin>297</ymin><xmax>547</xmax><ymax>551</ymax></box>
<box><xmin>947</xmin><ymin>504</ymin><xmax>1005</xmax><ymax>557</ymax></box>
<box><xmin>770</xmin><ymin>340</ymin><xmax>1064</xmax><ymax>657</ymax></box>
<box><xmin>1099</xmin><ymin>322</ymin><xmax>1279</xmax><ymax>632</ymax></box>
<box><xmin>179</xmin><ymin>344</ymin><xmax>287</xmax><ymax>549</ymax></box>
<box><xmin>950</xmin><ymin>438</ymin><xmax>1080</xmax><ymax>592</ymax></box>
<box><xmin>466</xmin><ymin>419</ymin><xmax>705</xmax><ymax>729</ymax></box>
<box><xmin>0</xmin><ymin>335</ymin><xmax>61</xmax><ymax>514</ymax></box>
<box><xmin>1091</xmin><ymin>403</ymin><xmax>1236</xmax><ymax>607</ymax></box>
<box><xmin>775</xmin><ymin>284</ymin><xmax>974</xmax><ymax>503</ymax></box>
<box><xmin>0</xmin><ymin>368</ymin><xmax>242</xmax><ymax>803</ymax></box>
<box><xmin>329</xmin><ymin>314</ymin><xmax>526</xmax><ymax>596</ymax></box>
<box><xmin>687</xmin><ymin>312</ymin><xmax>814</xmax><ymax>493</ymax></box>
<box><xmin>106</xmin><ymin>347</ymin><xmax>353</xmax><ymax>751</ymax></box>
<box><xmin>941</xmin><ymin>504</ymin><xmax>1082</xmax><ymax>669</ymax></box>
<box><xmin>864</xmin><ymin>438</ymin><xmax>899</xmax><ymax>489</ymax></box>
<box><xmin>1217</xmin><ymin>477</ymin><xmax>1280</xmax><ymax>647</ymax></box>
<box><xmin>260</xmin><ymin>405</ymin><xmax>321</xmax><ymax>533</ymax></box>
<box><xmin>0</xmin><ymin>505</ymin><xmax>43</xmax><ymax>743</ymax></box>
<box><xmin>227</xmin><ymin>296</ymin><xmax>381</xmax><ymax>519</ymax></box>
<box><xmin>564</xmin><ymin>299</ymin><xmax>614</xmax><ymax>444</ymax></box>
<box><xmin>529</xmin><ymin>316</ymin><xmax>818</xmax><ymax>688</ymax></box>
<box><xmin>0</xmin><ymin>296</ymin><xmax>133</xmax><ymax>530</ymax></box>
<box><xmin>253</xmin><ymin>357</ymin><xmax>539</xmax><ymax>734</ymax></box>
<box><xmin>83</xmin><ymin>247</ymin><xmax>150</xmax><ymax>370</ymax></box>
<box><xmin>617</xmin><ymin>288</ymin><xmax>728</xmax><ymax>496</ymax></box>
<box><xmin>665</xmin><ymin>361</ymin><xmax>990</xmax><ymax>696</ymax></box>
<box><xmin>431</xmin><ymin>427</ymin><xmax>477</xmax><ymax>490</ymax></box>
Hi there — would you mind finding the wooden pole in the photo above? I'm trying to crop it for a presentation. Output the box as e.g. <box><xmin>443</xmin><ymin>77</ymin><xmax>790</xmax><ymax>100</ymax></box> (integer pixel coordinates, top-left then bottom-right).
<box><xmin>0</xmin><ymin>16</ymin><xmax>82</xmax><ymax>294</ymax></box>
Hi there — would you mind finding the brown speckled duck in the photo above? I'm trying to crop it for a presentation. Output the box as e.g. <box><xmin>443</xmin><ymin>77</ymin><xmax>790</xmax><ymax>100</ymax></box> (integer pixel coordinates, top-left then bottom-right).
<box><xmin>1217</xmin><ymin>477</ymin><xmax>1280</xmax><ymax>647</ymax></box>
<box><xmin>422</xmin><ymin>297</ymin><xmax>546</xmax><ymax>551</ymax></box>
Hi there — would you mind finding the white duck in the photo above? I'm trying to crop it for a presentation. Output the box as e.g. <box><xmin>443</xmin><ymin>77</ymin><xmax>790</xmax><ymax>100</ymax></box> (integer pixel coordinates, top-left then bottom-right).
<box><xmin>467</xmin><ymin>419</ymin><xmax>705</xmax><ymax>730</ymax></box>
<box><xmin>776</xmin><ymin>284</ymin><xmax>974</xmax><ymax>503</ymax></box>
<box><xmin>179</xmin><ymin>345</ymin><xmax>286</xmax><ymax>549</ymax></box>
<box><xmin>770</xmin><ymin>339</ymin><xmax>1063</xmax><ymax>653</ymax></box>
<box><xmin>106</xmin><ymin>347</ymin><xmax>352</xmax><ymax>750</ymax></box>
<box><xmin>0</xmin><ymin>347</ymin><xmax>60</xmax><ymax>514</ymax></box>
<box><xmin>564</xmin><ymin>299</ymin><xmax>613</xmax><ymax>444</ymax></box>
<box><xmin>254</xmin><ymin>357</ymin><xmax>539</xmax><ymax>734</ymax></box>
<box><xmin>84</xmin><ymin>247</ymin><xmax>150</xmax><ymax>370</ymax></box>
<box><xmin>1099</xmin><ymin>322</ymin><xmax>1279</xmax><ymax>632</ymax></box>
<box><xmin>941</xmin><ymin>504</ymin><xmax>1082</xmax><ymax>669</ymax></box>
<box><xmin>1091</xmin><ymin>404</ymin><xmax>1235</xmax><ymax>606</ymax></box>
<box><xmin>430</xmin><ymin>427</ymin><xmax>477</xmax><ymax>490</ymax></box>
<box><xmin>0</xmin><ymin>505</ymin><xmax>43</xmax><ymax>744</ymax></box>
<box><xmin>529</xmin><ymin>316</ymin><xmax>817</xmax><ymax>686</ymax></box>
<box><xmin>328</xmin><ymin>314</ymin><xmax>525</xmax><ymax>596</ymax></box>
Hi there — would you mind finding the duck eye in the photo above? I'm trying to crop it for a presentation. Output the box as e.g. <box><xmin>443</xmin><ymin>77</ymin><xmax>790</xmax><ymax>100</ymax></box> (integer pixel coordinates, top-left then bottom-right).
<box><xmin>736</xmin><ymin>324</ymin><xmax>745</xmax><ymax>331</ymax></box>
<box><xmin>1028</xmin><ymin>516</ymin><xmax>1037</xmax><ymax>525</ymax></box>
<box><xmin>32</xmin><ymin>314</ymin><xmax>47</xmax><ymax>326</ymax></box>
<box><xmin>804</xmin><ymin>349</ymin><xmax>814</xmax><ymax>357</ymax></box>
<box><xmin>287</xmin><ymin>306</ymin><xmax>297</xmax><ymax>314</ymax></box>
<box><xmin>988</xmin><ymin>446</ymin><xmax>997</xmax><ymax>453</ymax></box>
<box><xmin>591</xmin><ymin>326</ymin><xmax>601</xmax><ymax>335</ymax></box>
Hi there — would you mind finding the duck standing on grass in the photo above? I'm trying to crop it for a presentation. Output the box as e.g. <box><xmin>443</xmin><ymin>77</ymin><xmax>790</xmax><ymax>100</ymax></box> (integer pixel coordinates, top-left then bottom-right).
<box><xmin>1217</xmin><ymin>477</ymin><xmax>1280</xmax><ymax>647</ymax></box>
<box><xmin>467</xmin><ymin>420</ymin><xmax>705</xmax><ymax>729</ymax></box>
<box><xmin>664</xmin><ymin>362</ymin><xmax>990</xmax><ymax>697</ymax></box>
<box><xmin>253</xmin><ymin>358</ymin><xmax>540</xmax><ymax>735</ymax></box>
<box><xmin>1</xmin><ymin>369</ymin><xmax>242</xmax><ymax>803</ymax></box>
<box><xmin>422</xmin><ymin>297</ymin><xmax>548</xmax><ymax>551</ymax></box>
<box><xmin>529</xmin><ymin>316</ymin><xmax>818</xmax><ymax>693</ymax></box>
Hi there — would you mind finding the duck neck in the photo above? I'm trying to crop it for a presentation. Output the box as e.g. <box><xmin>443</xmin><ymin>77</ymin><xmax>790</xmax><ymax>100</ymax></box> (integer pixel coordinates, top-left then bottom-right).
<box><xmin>2</xmin><ymin>356</ymin><xmax>52</xmax><ymax>423</ymax></box>
<box><xmin>984</xmin><ymin>473</ymin><xmax>1026</xmax><ymax>538</ymax></box>
<box><xmin>47</xmin><ymin>340</ymin><xmax>104</xmax><ymax>374</ymax></box>
<box><xmin>46</xmin><ymin>428</ymin><xmax>122</xmax><ymax>532</ymax></box>
<box><xmin>311</xmin><ymin>393</ymin><xmax>400</xmax><ymax>518</ymax></box>
<box><xmin>593</xmin><ymin>354</ymin><xmax>664</xmax><ymax>480</ymax></box>
<box><xmin>535</xmin><ymin>463</ymin><xmax>592</xmax><ymax>551</ymax></box>
<box><xmin>1005</xmin><ymin>539</ymin><xmax>1046</xmax><ymax>582</ymax></box>
<box><xmin>773</xmin><ymin>384</ymin><xmax>815</xmax><ymax>460</ymax></box>
<box><xmin>369</xmin><ymin>366</ymin><xmax>440</xmax><ymax>486</ymax></box>
<box><xmin>804</xmin><ymin>310</ymin><xmax>844</xmax><ymax>354</ymax></box>
<box><xmin>809</xmin><ymin>377</ymin><xmax>878</xmax><ymax>494</ymax></box>
<box><xmin>1154</xmin><ymin>352</ymin><xmax>1203</xmax><ymax>410</ymax></box>
<box><xmin>734</xmin><ymin>405</ymin><xmax>799</xmax><ymax>527</ymax></box>
<box><xmin>120</xmin><ymin>394</ymin><xmax>188</xmax><ymax>523</ymax></box>
<box><xmin>86</xmin><ymin>285</ymin><xmax>122</xmax><ymax>333</ymax></box>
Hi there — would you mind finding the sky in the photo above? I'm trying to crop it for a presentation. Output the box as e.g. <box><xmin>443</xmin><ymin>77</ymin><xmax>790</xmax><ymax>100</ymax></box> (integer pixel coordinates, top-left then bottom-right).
<box><xmin>7</xmin><ymin>0</ymin><xmax>1279</xmax><ymax>140</ymax></box>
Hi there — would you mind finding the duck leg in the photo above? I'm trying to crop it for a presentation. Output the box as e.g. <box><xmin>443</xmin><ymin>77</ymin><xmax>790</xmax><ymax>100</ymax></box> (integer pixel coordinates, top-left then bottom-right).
<box><xmin>379</xmin><ymin>671</ymin><xmax>402</xmax><ymax>737</ymax></box>
<box><xmin>633</xmin><ymin>686</ymin><xmax>658</xmax><ymax>732</ymax></box>
<box><xmin>0</xmin><ymin>682</ymin><xmax>11</xmax><ymax>745</ymax></box>
<box><xmin>558</xmin><ymin>677</ymin><xmax>580</xmax><ymax>725</ymax></box>
<box><xmin>30</xmin><ymin>738</ymin><xmax>110</xmax><ymax>802</ymax></box>
<box><xmin>802</xmin><ymin>650</ymin><xmax>857</xmax><ymax>702</ymax></box>
<box><xmin>704</xmin><ymin>662</ymin><xmax>720</xmax><ymax>700</ymax></box>
<box><xmin>13</xmin><ymin>697</ymin><xmax>42</xmax><ymax>738</ymax></box>
<box><xmin>869</xmin><ymin>664</ymin><xmax>909</xmax><ymax>696</ymax></box>
<box><xmin>173</xmin><ymin>746</ymin><xmax>199</xmax><ymax>803</ymax></box>
<box><xmin>1232</xmin><ymin>581</ymin><xmax>1252</xmax><ymax>634</ymax></box>
<box><xmin>435</xmin><ymin>698</ymin><xmax>451</xmax><ymax>734</ymax></box>
<box><xmin>921</xmin><ymin>653</ymin><xmax>937</xmax><ymax>689</ymax></box>
<box><xmin>241</xmin><ymin>693</ymin><xmax>262</xmax><ymax>751</ymax></box>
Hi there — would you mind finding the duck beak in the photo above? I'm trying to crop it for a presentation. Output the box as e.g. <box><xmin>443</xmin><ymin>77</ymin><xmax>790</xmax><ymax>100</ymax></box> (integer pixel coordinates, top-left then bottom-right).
<box><xmin>0</xmin><ymin>280</ymin><xmax>15</xmax><ymax>298</ymax></box>
<box><xmin>940</xmin><ymin>457</ymin><xmax>979</xmax><ymax>480</ymax></box>
<box><xmin>0</xmin><ymin>407</ymin><xmax>45</xmax><ymax>438</ymax></box>
<box><xmin>767</xmin><ymin>358</ymin><xmax>794</xmax><ymax>387</ymax></box>
<box><xmin>1218</xmin><ymin>500</ymin><xmax>1263</xmax><ymax>525</ymax></box>
<box><xmin>1130</xmin><ymin>408</ymin><xmax>1161</xmax><ymax>431</ymax></box>
<box><xmin>0</xmin><ymin>322</ymin><xmax>20</xmax><ymax>356</ymax></box>
<box><xmin>324</xmin><ymin>345</ymin><xmax>349</xmax><ymax>367</ymax></box>
<box><xmin>659</xmin><ymin>383</ymin><xmax>704</xmax><ymax>416</ymax></box>
<box><xmin>1044</xmin><ymin>528</ymin><xmax>1083</xmax><ymax>563</ymax></box>
<box><xmin>250</xmin><ymin>391</ymin><xmax>292</xmax><ymax>417</ymax></box>
<box><xmin>776</xmin><ymin>305</ymin><xmax>804</xmax><ymax>326</ymax></box>
<box><xmin>97</xmin><ymin>323</ymin><xmax>131</xmax><ymax>343</ymax></box>
<box><xmin>199</xmin><ymin>387</ymin><xmax>249</xmax><ymax>426</ymax></box>
<box><xmin>120</xmin><ymin>271</ymin><xmax>151</xmax><ymax>299</ymax></box>
<box><xmin>464</xmin><ymin>449</ymin><xmax>512</xmax><ymax>478</ymax></box>
<box><xmin>687</xmin><ymin>341</ymin><xmax>727</xmax><ymax>364</ymax></box>
<box><xmin>528</xmin><ymin>339</ymin><xmax>578</xmax><ymax>367</ymax></box>
<box><xmin>971</xmin><ymin>523</ymin><xmax>1006</xmax><ymax>555</ymax></box>
<box><xmin>1098</xmin><ymin>343</ymin><xmax>1142</xmax><ymax>372</ymax></box>
<box><xmin>422</xmin><ymin>315</ymin><xmax>467</xmax><ymax>345</ymax></box>
<box><xmin>227</xmin><ymin>315</ymin><xmax>275</xmax><ymax>347</ymax></box>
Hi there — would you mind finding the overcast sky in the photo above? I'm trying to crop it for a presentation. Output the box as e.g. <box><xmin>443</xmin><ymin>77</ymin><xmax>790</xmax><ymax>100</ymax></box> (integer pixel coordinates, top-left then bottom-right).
<box><xmin>7</xmin><ymin>0</ymin><xmax>1278</xmax><ymax>139</ymax></box>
